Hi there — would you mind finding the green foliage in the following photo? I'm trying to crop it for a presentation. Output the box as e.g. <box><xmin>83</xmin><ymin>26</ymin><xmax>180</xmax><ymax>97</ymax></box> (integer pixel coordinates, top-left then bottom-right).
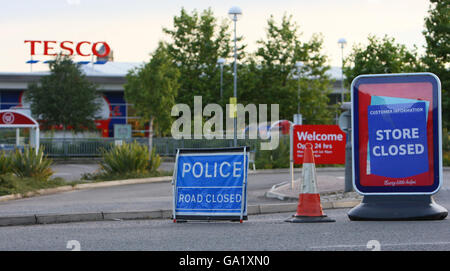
<box><xmin>0</xmin><ymin>151</ymin><xmax>12</xmax><ymax>175</ymax></box>
<box><xmin>255</xmin><ymin>136</ymin><xmax>290</xmax><ymax>169</ymax></box>
<box><xmin>343</xmin><ymin>35</ymin><xmax>422</xmax><ymax>87</ymax></box>
<box><xmin>444</xmin><ymin>128</ymin><xmax>450</xmax><ymax>152</ymax></box>
<box><xmin>162</xmin><ymin>9</ymin><xmax>335</xmax><ymax>127</ymax></box>
<box><xmin>443</xmin><ymin>128</ymin><xmax>450</xmax><ymax>166</ymax></box>
<box><xmin>99</xmin><ymin>142</ymin><xmax>161</xmax><ymax>176</ymax></box>
<box><xmin>125</xmin><ymin>43</ymin><xmax>180</xmax><ymax>136</ymax></box>
<box><xmin>148</xmin><ymin>148</ymin><xmax>161</xmax><ymax>173</ymax></box>
<box><xmin>163</xmin><ymin>8</ymin><xmax>243</xmax><ymax>108</ymax></box>
<box><xmin>423</xmin><ymin>0</ymin><xmax>449</xmax><ymax>67</ymax></box>
<box><xmin>10</xmin><ymin>148</ymin><xmax>54</xmax><ymax>181</ymax></box>
<box><xmin>0</xmin><ymin>149</ymin><xmax>57</xmax><ymax>196</ymax></box>
<box><xmin>26</xmin><ymin>55</ymin><xmax>100</xmax><ymax>131</ymax></box>
<box><xmin>0</xmin><ymin>174</ymin><xmax>65</xmax><ymax>197</ymax></box>
<box><xmin>422</xmin><ymin>0</ymin><xmax>449</xmax><ymax>129</ymax></box>
<box><xmin>239</xmin><ymin>14</ymin><xmax>334</xmax><ymax>124</ymax></box>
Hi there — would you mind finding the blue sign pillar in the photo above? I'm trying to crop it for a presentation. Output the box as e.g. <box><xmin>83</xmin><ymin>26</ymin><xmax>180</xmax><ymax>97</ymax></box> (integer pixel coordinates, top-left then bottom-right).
<box><xmin>172</xmin><ymin>147</ymin><xmax>249</xmax><ymax>222</ymax></box>
<box><xmin>348</xmin><ymin>73</ymin><xmax>447</xmax><ymax>220</ymax></box>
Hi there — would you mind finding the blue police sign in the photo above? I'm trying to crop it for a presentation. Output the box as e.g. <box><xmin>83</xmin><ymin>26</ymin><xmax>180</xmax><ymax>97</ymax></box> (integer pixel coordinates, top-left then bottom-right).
<box><xmin>172</xmin><ymin>147</ymin><xmax>249</xmax><ymax>222</ymax></box>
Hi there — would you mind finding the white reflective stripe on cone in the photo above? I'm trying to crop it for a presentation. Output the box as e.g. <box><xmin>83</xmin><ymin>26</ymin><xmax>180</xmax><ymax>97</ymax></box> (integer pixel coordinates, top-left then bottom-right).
<box><xmin>301</xmin><ymin>163</ymin><xmax>318</xmax><ymax>194</ymax></box>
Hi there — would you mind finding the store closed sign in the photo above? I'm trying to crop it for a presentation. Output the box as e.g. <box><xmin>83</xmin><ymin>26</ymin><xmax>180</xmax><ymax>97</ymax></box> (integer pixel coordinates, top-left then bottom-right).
<box><xmin>352</xmin><ymin>73</ymin><xmax>442</xmax><ymax>195</ymax></box>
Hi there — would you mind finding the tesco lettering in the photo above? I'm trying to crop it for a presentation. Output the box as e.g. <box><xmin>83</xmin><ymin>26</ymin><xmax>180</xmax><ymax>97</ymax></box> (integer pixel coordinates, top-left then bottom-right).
<box><xmin>24</xmin><ymin>40</ymin><xmax>110</xmax><ymax>57</ymax></box>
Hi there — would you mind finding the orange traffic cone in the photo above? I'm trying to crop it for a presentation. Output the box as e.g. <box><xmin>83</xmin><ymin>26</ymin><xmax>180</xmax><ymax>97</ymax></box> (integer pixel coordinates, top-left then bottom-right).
<box><xmin>286</xmin><ymin>143</ymin><xmax>335</xmax><ymax>223</ymax></box>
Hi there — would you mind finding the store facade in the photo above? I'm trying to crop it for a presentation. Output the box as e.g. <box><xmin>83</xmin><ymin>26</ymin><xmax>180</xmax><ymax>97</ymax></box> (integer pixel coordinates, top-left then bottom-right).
<box><xmin>0</xmin><ymin>62</ymin><xmax>141</xmax><ymax>138</ymax></box>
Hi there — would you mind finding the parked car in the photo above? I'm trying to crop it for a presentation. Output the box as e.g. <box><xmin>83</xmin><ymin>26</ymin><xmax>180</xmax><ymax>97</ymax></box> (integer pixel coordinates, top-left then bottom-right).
<box><xmin>242</xmin><ymin>120</ymin><xmax>293</xmax><ymax>139</ymax></box>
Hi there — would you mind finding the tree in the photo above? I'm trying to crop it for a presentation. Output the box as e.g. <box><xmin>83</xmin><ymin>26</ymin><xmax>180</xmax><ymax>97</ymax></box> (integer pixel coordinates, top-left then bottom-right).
<box><xmin>26</xmin><ymin>55</ymin><xmax>100</xmax><ymax>133</ymax></box>
<box><xmin>343</xmin><ymin>35</ymin><xmax>422</xmax><ymax>87</ymax></box>
<box><xmin>240</xmin><ymin>14</ymin><xmax>334</xmax><ymax>124</ymax></box>
<box><xmin>422</xmin><ymin>0</ymin><xmax>449</xmax><ymax>128</ymax></box>
<box><xmin>163</xmin><ymin>8</ymin><xmax>244</xmax><ymax>108</ymax></box>
<box><xmin>124</xmin><ymin>43</ymin><xmax>180</xmax><ymax>151</ymax></box>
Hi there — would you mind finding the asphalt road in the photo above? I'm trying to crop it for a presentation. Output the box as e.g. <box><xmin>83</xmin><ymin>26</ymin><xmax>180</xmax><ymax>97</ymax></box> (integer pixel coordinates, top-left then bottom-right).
<box><xmin>0</xmin><ymin>170</ymin><xmax>310</xmax><ymax>216</ymax></box>
<box><xmin>0</xmin><ymin>189</ymin><xmax>449</xmax><ymax>251</ymax></box>
<box><xmin>51</xmin><ymin>163</ymin><xmax>100</xmax><ymax>181</ymax></box>
<box><xmin>1</xmin><ymin>163</ymin><xmax>448</xmax><ymax>251</ymax></box>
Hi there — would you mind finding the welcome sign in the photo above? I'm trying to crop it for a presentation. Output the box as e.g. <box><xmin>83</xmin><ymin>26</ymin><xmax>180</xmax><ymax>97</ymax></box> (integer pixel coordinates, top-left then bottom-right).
<box><xmin>172</xmin><ymin>147</ymin><xmax>249</xmax><ymax>221</ymax></box>
<box><xmin>352</xmin><ymin>73</ymin><xmax>442</xmax><ymax>195</ymax></box>
<box><xmin>292</xmin><ymin>125</ymin><xmax>346</xmax><ymax>164</ymax></box>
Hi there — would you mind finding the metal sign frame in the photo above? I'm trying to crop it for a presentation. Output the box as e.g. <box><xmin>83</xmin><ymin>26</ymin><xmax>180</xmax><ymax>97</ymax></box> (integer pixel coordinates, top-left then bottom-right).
<box><xmin>351</xmin><ymin>73</ymin><xmax>442</xmax><ymax>195</ymax></box>
<box><xmin>172</xmin><ymin>146</ymin><xmax>249</xmax><ymax>222</ymax></box>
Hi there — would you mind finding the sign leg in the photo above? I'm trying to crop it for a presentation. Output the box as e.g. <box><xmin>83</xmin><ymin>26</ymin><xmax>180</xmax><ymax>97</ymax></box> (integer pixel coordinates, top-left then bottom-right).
<box><xmin>290</xmin><ymin>161</ymin><xmax>295</xmax><ymax>190</ymax></box>
<box><xmin>348</xmin><ymin>195</ymin><xmax>448</xmax><ymax>221</ymax></box>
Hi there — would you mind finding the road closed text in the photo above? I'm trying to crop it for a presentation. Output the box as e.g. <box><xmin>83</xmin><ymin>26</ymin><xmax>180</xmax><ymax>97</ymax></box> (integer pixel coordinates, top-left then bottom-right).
<box><xmin>178</xmin><ymin>191</ymin><xmax>242</xmax><ymax>204</ymax></box>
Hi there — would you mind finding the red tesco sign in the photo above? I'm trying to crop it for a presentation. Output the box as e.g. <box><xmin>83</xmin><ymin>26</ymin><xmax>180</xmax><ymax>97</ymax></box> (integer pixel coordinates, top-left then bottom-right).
<box><xmin>0</xmin><ymin>111</ymin><xmax>37</xmax><ymax>126</ymax></box>
<box><xmin>292</xmin><ymin>125</ymin><xmax>346</xmax><ymax>164</ymax></box>
<box><xmin>24</xmin><ymin>40</ymin><xmax>110</xmax><ymax>58</ymax></box>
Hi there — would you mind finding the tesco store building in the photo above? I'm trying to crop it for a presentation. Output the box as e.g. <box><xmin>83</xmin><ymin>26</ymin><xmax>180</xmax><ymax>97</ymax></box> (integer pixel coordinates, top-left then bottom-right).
<box><xmin>1</xmin><ymin>39</ymin><xmax>345</xmax><ymax>139</ymax></box>
<box><xmin>0</xmin><ymin>61</ymin><xmax>142</xmax><ymax>138</ymax></box>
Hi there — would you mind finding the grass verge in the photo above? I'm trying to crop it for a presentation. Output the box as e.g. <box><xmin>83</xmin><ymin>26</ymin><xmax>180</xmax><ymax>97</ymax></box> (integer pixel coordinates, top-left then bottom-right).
<box><xmin>0</xmin><ymin>174</ymin><xmax>69</xmax><ymax>197</ymax></box>
<box><xmin>81</xmin><ymin>169</ymin><xmax>172</xmax><ymax>182</ymax></box>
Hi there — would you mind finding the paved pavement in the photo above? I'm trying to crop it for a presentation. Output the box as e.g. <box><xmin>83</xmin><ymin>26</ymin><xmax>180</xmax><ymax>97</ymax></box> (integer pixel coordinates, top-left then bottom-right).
<box><xmin>0</xmin><ymin>166</ymin><xmax>356</xmax><ymax>225</ymax></box>
<box><xmin>0</xmin><ymin>169</ymin><xmax>344</xmax><ymax>216</ymax></box>
<box><xmin>51</xmin><ymin>161</ymin><xmax>174</xmax><ymax>181</ymax></box>
<box><xmin>1</xmin><ymin>163</ymin><xmax>448</xmax><ymax>227</ymax></box>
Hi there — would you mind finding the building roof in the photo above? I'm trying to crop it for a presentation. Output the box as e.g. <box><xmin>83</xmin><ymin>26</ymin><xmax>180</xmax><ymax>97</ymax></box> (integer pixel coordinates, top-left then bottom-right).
<box><xmin>0</xmin><ymin>62</ymin><xmax>344</xmax><ymax>93</ymax></box>
<box><xmin>79</xmin><ymin>62</ymin><xmax>142</xmax><ymax>77</ymax></box>
<box><xmin>82</xmin><ymin>62</ymin><xmax>345</xmax><ymax>80</ymax></box>
<box><xmin>1</xmin><ymin>62</ymin><xmax>344</xmax><ymax>79</ymax></box>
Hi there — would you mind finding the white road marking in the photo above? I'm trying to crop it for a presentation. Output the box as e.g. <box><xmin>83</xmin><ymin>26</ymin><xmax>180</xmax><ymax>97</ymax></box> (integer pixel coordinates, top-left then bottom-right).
<box><xmin>311</xmin><ymin>241</ymin><xmax>450</xmax><ymax>250</ymax></box>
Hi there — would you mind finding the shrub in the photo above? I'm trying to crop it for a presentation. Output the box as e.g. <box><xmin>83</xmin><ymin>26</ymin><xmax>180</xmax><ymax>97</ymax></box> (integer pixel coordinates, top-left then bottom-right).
<box><xmin>0</xmin><ymin>174</ymin><xmax>16</xmax><ymax>195</ymax></box>
<box><xmin>443</xmin><ymin>128</ymin><xmax>449</xmax><ymax>166</ymax></box>
<box><xmin>0</xmin><ymin>151</ymin><xmax>12</xmax><ymax>175</ymax></box>
<box><xmin>10</xmin><ymin>148</ymin><xmax>53</xmax><ymax>181</ymax></box>
<box><xmin>255</xmin><ymin>136</ymin><xmax>290</xmax><ymax>169</ymax></box>
<box><xmin>100</xmin><ymin>142</ymin><xmax>160</xmax><ymax>175</ymax></box>
<box><xmin>147</xmin><ymin>148</ymin><xmax>161</xmax><ymax>173</ymax></box>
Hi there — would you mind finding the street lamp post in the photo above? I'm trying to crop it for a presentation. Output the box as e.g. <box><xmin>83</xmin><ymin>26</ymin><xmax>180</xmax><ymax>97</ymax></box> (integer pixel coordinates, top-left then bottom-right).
<box><xmin>217</xmin><ymin>58</ymin><xmax>225</xmax><ymax>99</ymax></box>
<box><xmin>338</xmin><ymin>38</ymin><xmax>347</xmax><ymax>103</ymax></box>
<box><xmin>228</xmin><ymin>6</ymin><xmax>242</xmax><ymax>147</ymax></box>
<box><xmin>295</xmin><ymin>61</ymin><xmax>303</xmax><ymax>115</ymax></box>
<box><xmin>293</xmin><ymin>61</ymin><xmax>304</xmax><ymax>125</ymax></box>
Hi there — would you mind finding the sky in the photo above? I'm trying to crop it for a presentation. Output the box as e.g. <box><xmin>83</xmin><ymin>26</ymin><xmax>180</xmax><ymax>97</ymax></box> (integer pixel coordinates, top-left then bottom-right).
<box><xmin>0</xmin><ymin>0</ymin><xmax>432</xmax><ymax>72</ymax></box>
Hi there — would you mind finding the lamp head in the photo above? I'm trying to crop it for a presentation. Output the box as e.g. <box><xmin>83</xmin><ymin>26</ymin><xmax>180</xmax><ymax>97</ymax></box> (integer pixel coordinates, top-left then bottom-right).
<box><xmin>228</xmin><ymin>6</ymin><xmax>242</xmax><ymax>21</ymax></box>
<box><xmin>338</xmin><ymin>38</ymin><xmax>347</xmax><ymax>48</ymax></box>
